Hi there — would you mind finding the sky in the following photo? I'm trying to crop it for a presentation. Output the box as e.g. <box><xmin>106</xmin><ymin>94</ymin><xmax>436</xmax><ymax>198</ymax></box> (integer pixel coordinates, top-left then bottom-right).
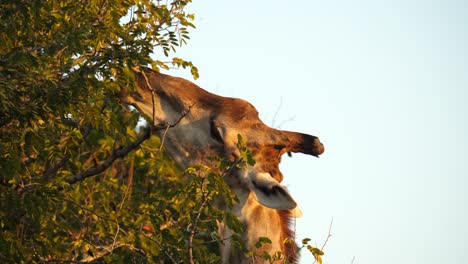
<box><xmin>163</xmin><ymin>1</ymin><xmax>468</xmax><ymax>263</ymax></box>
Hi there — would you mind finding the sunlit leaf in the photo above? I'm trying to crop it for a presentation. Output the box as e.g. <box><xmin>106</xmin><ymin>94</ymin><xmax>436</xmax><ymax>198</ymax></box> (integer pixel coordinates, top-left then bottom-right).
<box><xmin>302</xmin><ymin>238</ymin><xmax>311</xmax><ymax>244</ymax></box>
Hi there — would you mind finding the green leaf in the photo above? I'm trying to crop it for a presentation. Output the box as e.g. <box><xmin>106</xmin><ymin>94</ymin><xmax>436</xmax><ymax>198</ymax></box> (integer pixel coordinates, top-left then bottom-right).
<box><xmin>255</xmin><ymin>237</ymin><xmax>272</xmax><ymax>249</ymax></box>
<box><xmin>307</xmin><ymin>245</ymin><xmax>325</xmax><ymax>256</ymax></box>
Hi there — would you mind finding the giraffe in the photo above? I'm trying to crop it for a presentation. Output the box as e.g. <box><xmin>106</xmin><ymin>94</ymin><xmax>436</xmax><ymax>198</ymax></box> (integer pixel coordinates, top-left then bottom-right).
<box><xmin>119</xmin><ymin>67</ymin><xmax>324</xmax><ymax>263</ymax></box>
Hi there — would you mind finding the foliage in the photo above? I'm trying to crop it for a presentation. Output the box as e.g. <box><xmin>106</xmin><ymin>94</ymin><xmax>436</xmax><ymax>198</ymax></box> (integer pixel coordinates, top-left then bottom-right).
<box><xmin>301</xmin><ymin>238</ymin><xmax>326</xmax><ymax>264</ymax></box>
<box><xmin>1</xmin><ymin>132</ymin><xmax>243</xmax><ymax>263</ymax></box>
<box><xmin>0</xmin><ymin>0</ymin><xmax>226</xmax><ymax>262</ymax></box>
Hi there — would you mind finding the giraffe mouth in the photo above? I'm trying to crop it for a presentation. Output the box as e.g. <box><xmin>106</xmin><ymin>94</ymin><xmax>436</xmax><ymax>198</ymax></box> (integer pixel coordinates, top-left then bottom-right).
<box><xmin>311</xmin><ymin>137</ymin><xmax>325</xmax><ymax>157</ymax></box>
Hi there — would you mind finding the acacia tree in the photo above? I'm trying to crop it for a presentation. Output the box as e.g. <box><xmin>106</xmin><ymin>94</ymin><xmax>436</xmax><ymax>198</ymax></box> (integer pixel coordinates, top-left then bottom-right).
<box><xmin>0</xmin><ymin>1</ymin><xmax>244</xmax><ymax>263</ymax></box>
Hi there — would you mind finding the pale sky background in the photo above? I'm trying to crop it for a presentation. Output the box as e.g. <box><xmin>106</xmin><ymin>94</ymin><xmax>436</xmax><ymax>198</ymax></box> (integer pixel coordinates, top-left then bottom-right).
<box><xmin>162</xmin><ymin>1</ymin><xmax>468</xmax><ymax>263</ymax></box>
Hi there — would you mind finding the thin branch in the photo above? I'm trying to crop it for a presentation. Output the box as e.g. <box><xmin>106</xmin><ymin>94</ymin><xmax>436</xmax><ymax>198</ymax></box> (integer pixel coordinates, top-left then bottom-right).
<box><xmin>42</xmin><ymin>124</ymin><xmax>92</xmax><ymax>182</ymax></box>
<box><xmin>42</xmin><ymin>154</ymin><xmax>71</xmax><ymax>181</ymax></box>
<box><xmin>159</xmin><ymin>124</ymin><xmax>171</xmax><ymax>152</ymax></box>
<box><xmin>139</xmin><ymin>67</ymin><xmax>192</xmax><ymax>153</ymax></box>
<box><xmin>111</xmin><ymin>155</ymin><xmax>134</xmax><ymax>251</ymax></box>
<box><xmin>117</xmin><ymin>155</ymin><xmax>134</xmax><ymax>212</ymax></box>
<box><xmin>75</xmin><ymin>242</ymin><xmax>145</xmax><ymax>263</ymax></box>
<box><xmin>321</xmin><ymin>218</ymin><xmax>333</xmax><ymax>251</ymax></box>
<box><xmin>110</xmin><ymin>221</ymin><xmax>121</xmax><ymax>253</ymax></box>
<box><xmin>155</xmin><ymin>104</ymin><xmax>192</xmax><ymax>152</ymax></box>
<box><xmin>63</xmin><ymin>197</ymin><xmax>177</xmax><ymax>263</ymax></box>
<box><xmin>65</xmin><ymin>128</ymin><xmax>152</xmax><ymax>184</ymax></box>
<box><xmin>313</xmin><ymin>218</ymin><xmax>334</xmax><ymax>264</ymax></box>
<box><xmin>143</xmin><ymin>234</ymin><xmax>179</xmax><ymax>264</ymax></box>
<box><xmin>153</xmin><ymin>104</ymin><xmax>193</xmax><ymax>130</ymax></box>
<box><xmin>140</xmin><ymin>69</ymin><xmax>157</xmax><ymax>124</ymax></box>
<box><xmin>271</xmin><ymin>97</ymin><xmax>283</xmax><ymax>128</ymax></box>
<box><xmin>63</xmin><ymin>197</ymin><xmax>117</xmax><ymax>224</ymax></box>
<box><xmin>269</xmin><ymin>97</ymin><xmax>295</xmax><ymax>129</ymax></box>
<box><xmin>187</xmin><ymin>177</ymin><xmax>211</xmax><ymax>264</ymax></box>
<box><xmin>220</xmin><ymin>158</ymin><xmax>244</xmax><ymax>179</ymax></box>
<box><xmin>277</xmin><ymin>116</ymin><xmax>295</xmax><ymax>130</ymax></box>
<box><xmin>194</xmin><ymin>235</ymin><xmax>233</xmax><ymax>247</ymax></box>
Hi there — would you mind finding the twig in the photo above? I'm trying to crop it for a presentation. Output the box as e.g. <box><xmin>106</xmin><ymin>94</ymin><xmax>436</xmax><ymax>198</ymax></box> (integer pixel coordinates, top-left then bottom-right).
<box><xmin>154</xmin><ymin>105</ymin><xmax>192</xmax><ymax>151</ymax></box>
<box><xmin>313</xmin><ymin>218</ymin><xmax>334</xmax><ymax>264</ymax></box>
<box><xmin>194</xmin><ymin>235</ymin><xmax>233</xmax><ymax>247</ymax></box>
<box><xmin>159</xmin><ymin>124</ymin><xmax>171</xmax><ymax>152</ymax></box>
<box><xmin>111</xmin><ymin>220</ymin><xmax>121</xmax><ymax>252</ymax></box>
<box><xmin>221</xmin><ymin>158</ymin><xmax>244</xmax><ymax>177</ymax></box>
<box><xmin>77</xmin><ymin>241</ymin><xmax>145</xmax><ymax>263</ymax></box>
<box><xmin>42</xmin><ymin>124</ymin><xmax>91</xmax><ymax>182</ymax></box>
<box><xmin>277</xmin><ymin>117</ymin><xmax>295</xmax><ymax>129</ymax></box>
<box><xmin>187</xmin><ymin>177</ymin><xmax>211</xmax><ymax>264</ymax></box>
<box><xmin>321</xmin><ymin>218</ymin><xmax>333</xmax><ymax>251</ymax></box>
<box><xmin>138</xmin><ymin>67</ymin><xmax>192</xmax><ymax>152</ymax></box>
<box><xmin>117</xmin><ymin>154</ymin><xmax>134</xmax><ymax>212</ymax></box>
<box><xmin>270</xmin><ymin>97</ymin><xmax>295</xmax><ymax>129</ymax></box>
<box><xmin>140</xmin><ymin>69</ymin><xmax>157</xmax><ymax>124</ymax></box>
<box><xmin>63</xmin><ymin>197</ymin><xmax>117</xmax><ymax>224</ymax></box>
<box><xmin>271</xmin><ymin>97</ymin><xmax>283</xmax><ymax>128</ymax></box>
<box><xmin>153</xmin><ymin>104</ymin><xmax>192</xmax><ymax>130</ymax></box>
<box><xmin>143</xmin><ymin>234</ymin><xmax>179</xmax><ymax>264</ymax></box>
<box><xmin>111</xmin><ymin>155</ymin><xmax>134</xmax><ymax>251</ymax></box>
<box><xmin>63</xmin><ymin>197</ymin><xmax>177</xmax><ymax>263</ymax></box>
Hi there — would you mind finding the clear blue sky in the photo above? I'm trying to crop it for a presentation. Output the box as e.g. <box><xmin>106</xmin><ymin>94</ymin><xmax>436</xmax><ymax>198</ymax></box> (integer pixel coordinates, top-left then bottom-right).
<box><xmin>165</xmin><ymin>1</ymin><xmax>468</xmax><ymax>263</ymax></box>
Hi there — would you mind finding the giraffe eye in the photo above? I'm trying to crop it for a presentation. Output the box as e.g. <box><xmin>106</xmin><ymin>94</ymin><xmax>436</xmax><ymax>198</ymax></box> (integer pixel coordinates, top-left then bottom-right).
<box><xmin>274</xmin><ymin>144</ymin><xmax>285</xmax><ymax>150</ymax></box>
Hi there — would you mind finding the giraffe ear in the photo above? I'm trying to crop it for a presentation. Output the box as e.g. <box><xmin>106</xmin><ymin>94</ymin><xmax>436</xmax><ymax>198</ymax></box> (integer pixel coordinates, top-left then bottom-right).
<box><xmin>249</xmin><ymin>172</ymin><xmax>297</xmax><ymax>210</ymax></box>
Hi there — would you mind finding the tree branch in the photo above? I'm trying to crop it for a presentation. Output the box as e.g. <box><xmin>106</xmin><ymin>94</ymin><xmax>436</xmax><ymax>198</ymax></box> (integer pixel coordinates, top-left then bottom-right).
<box><xmin>42</xmin><ymin>154</ymin><xmax>71</xmax><ymax>181</ymax></box>
<box><xmin>65</xmin><ymin>98</ymin><xmax>191</xmax><ymax>185</ymax></box>
<box><xmin>41</xmin><ymin>242</ymin><xmax>145</xmax><ymax>263</ymax></box>
<box><xmin>79</xmin><ymin>241</ymin><xmax>145</xmax><ymax>263</ymax></box>
<box><xmin>65</xmin><ymin>128</ymin><xmax>152</xmax><ymax>184</ymax></box>
<box><xmin>42</xmin><ymin>124</ymin><xmax>92</xmax><ymax>182</ymax></box>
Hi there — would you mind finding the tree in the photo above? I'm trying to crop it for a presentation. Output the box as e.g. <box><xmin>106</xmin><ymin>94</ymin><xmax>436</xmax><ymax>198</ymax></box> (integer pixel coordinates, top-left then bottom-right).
<box><xmin>0</xmin><ymin>0</ymin><xmax>238</xmax><ymax>262</ymax></box>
